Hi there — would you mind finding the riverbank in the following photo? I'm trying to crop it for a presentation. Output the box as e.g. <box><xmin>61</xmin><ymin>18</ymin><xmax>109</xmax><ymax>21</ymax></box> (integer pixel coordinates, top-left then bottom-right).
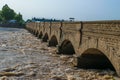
<box><xmin>0</xmin><ymin>23</ymin><xmax>25</xmax><ymax>28</ymax></box>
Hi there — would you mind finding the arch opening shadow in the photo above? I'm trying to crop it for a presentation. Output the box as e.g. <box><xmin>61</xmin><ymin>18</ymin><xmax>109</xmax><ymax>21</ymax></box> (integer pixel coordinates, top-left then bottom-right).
<box><xmin>58</xmin><ymin>40</ymin><xmax>75</xmax><ymax>55</ymax></box>
<box><xmin>35</xmin><ymin>31</ymin><xmax>39</xmax><ymax>37</ymax></box>
<box><xmin>77</xmin><ymin>48</ymin><xmax>115</xmax><ymax>71</ymax></box>
<box><xmin>42</xmin><ymin>33</ymin><xmax>48</xmax><ymax>42</ymax></box>
<box><xmin>33</xmin><ymin>29</ymin><xmax>36</xmax><ymax>35</ymax></box>
<box><xmin>38</xmin><ymin>32</ymin><xmax>43</xmax><ymax>39</ymax></box>
<box><xmin>33</xmin><ymin>30</ymin><xmax>36</xmax><ymax>35</ymax></box>
<box><xmin>49</xmin><ymin>35</ymin><xmax>58</xmax><ymax>47</ymax></box>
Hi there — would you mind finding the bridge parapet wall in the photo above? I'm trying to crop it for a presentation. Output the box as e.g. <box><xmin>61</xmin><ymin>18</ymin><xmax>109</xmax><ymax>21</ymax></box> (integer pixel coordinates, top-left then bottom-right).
<box><xmin>62</xmin><ymin>21</ymin><xmax>81</xmax><ymax>31</ymax></box>
<box><xmin>82</xmin><ymin>21</ymin><xmax>120</xmax><ymax>36</ymax></box>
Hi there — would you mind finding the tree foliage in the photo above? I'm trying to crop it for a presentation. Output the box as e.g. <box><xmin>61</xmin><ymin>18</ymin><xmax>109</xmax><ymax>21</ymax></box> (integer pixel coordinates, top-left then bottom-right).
<box><xmin>0</xmin><ymin>11</ymin><xmax>2</xmax><ymax>21</ymax></box>
<box><xmin>14</xmin><ymin>13</ymin><xmax>22</xmax><ymax>22</ymax></box>
<box><xmin>0</xmin><ymin>4</ymin><xmax>24</xmax><ymax>25</ymax></box>
<box><xmin>1</xmin><ymin>4</ymin><xmax>16</xmax><ymax>21</ymax></box>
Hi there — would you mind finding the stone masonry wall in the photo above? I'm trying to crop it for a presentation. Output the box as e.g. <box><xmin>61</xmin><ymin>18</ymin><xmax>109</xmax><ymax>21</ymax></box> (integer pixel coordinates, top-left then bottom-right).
<box><xmin>26</xmin><ymin>20</ymin><xmax>120</xmax><ymax>76</ymax></box>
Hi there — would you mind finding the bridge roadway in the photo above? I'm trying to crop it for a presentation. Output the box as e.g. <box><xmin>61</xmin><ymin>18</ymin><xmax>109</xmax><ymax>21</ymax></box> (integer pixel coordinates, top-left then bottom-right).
<box><xmin>26</xmin><ymin>21</ymin><xmax>120</xmax><ymax>76</ymax></box>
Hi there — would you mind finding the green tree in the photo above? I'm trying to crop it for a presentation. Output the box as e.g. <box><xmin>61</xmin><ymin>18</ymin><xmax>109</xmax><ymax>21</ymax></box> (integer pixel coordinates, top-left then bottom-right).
<box><xmin>0</xmin><ymin>4</ymin><xmax>24</xmax><ymax>26</ymax></box>
<box><xmin>0</xmin><ymin>16</ymin><xmax>2</xmax><ymax>22</ymax></box>
<box><xmin>0</xmin><ymin>11</ymin><xmax>2</xmax><ymax>21</ymax></box>
<box><xmin>15</xmin><ymin>12</ymin><xmax>24</xmax><ymax>25</ymax></box>
<box><xmin>14</xmin><ymin>13</ymin><xmax>22</xmax><ymax>22</ymax></box>
<box><xmin>0</xmin><ymin>11</ymin><xmax>2</xmax><ymax>22</ymax></box>
<box><xmin>1</xmin><ymin>4</ymin><xmax>16</xmax><ymax>21</ymax></box>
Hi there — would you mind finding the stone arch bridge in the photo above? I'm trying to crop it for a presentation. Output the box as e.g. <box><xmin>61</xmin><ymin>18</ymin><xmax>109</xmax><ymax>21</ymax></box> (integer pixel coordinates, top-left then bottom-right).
<box><xmin>26</xmin><ymin>21</ymin><xmax>120</xmax><ymax>76</ymax></box>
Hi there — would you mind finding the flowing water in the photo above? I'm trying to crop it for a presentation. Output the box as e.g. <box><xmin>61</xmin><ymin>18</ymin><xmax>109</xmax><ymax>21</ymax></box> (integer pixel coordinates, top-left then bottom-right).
<box><xmin>0</xmin><ymin>27</ymin><xmax>119</xmax><ymax>80</ymax></box>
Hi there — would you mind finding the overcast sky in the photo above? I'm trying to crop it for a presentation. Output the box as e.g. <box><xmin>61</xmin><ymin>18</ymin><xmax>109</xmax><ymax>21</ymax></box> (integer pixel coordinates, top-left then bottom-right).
<box><xmin>0</xmin><ymin>0</ymin><xmax>120</xmax><ymax>21</ymax></box>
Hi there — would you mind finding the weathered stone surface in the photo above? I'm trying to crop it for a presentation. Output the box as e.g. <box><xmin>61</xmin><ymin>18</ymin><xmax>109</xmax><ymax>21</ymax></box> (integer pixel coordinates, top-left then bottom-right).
<box><xmin>26</xmin><ymin>20</ymin><xmax>120</xmax><ymax>77</ymax></box>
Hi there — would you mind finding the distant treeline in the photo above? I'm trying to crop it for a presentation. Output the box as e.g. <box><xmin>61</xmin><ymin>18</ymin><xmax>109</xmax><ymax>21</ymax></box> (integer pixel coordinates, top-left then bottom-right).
<box><xmin>26</xmin><ymin>17</ymin><xmax>65</xmax><ymax>22</ymax></box>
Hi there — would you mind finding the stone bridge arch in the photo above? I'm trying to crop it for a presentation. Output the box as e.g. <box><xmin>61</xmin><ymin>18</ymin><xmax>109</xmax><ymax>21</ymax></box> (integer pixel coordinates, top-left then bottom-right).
<box><xmin>57</xmin><ymin>22</ymin><xmax>81</xmax><ymax>55</ymax></box>
<box><xmin>38</xmin><ymin>31</ymin><xmax>43</xmax><ymax>39</ymax></box>
<box><xmin>42</xmin><ymin>33</ymin><xmax>49</xmax><ymax>42</ymax></box>
<box><xmin>77</xmin><ymin>36</ymin><xmax>120</xmax><ymax>76</ymax></box>
<box><xmin>49</xmin><ymin>35</ymin><xmax>58</xmax><ymax>47</ymax></box>
<box><xmin>58</xmin><ymin>39</ymin><xmax>75</xmax><ymax>55</ymax></box>
<box><xmin>77</xmin><ymin>48</ymin><xmax>115</xmax><ymax>71</ymax></box>
<box><xmin>76</xmin><ymin>21</ymin><xmax>120</xmax><ymax>76</ymax></box>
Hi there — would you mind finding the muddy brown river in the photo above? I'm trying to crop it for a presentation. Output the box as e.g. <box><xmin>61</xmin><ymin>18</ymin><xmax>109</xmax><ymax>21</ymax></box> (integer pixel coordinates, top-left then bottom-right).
<box><xmin>0</xmin><ymin>27</ymin><xmax>119</xmax><ymax>80</ymax></box>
